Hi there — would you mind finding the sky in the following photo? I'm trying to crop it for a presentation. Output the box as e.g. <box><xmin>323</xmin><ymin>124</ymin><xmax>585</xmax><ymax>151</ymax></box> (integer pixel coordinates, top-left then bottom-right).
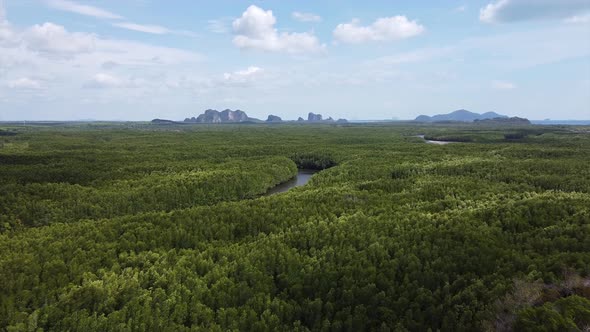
<box><xmin>0</xmin><ymin>0</ymin><xmax>589</xmax><ymax>121</ymax></box>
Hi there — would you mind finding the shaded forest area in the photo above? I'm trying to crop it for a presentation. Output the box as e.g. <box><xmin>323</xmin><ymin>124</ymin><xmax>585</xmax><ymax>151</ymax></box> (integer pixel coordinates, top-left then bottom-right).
<box><xmin>1</xmin><ymin>123</ymin><xmax>589</xmax><ymax>331</ymax></box>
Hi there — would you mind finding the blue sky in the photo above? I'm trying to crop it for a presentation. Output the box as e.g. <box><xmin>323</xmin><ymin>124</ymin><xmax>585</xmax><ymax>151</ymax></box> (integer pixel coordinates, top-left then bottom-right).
<box><xmin>0</xmin><ymin>0</ymin><xmax>589</xmax><ymax>121</ymax></box>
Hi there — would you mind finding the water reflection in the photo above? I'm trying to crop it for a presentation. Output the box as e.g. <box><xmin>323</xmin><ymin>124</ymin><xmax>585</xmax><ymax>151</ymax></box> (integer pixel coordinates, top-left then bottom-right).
<box><xmin>416</xmin><ymin>135</ymin><xmax>457</xmax><ymax>145</ymax></box>
<box><xmin>265</xmin><ymin>170</ymin><xmax>317</xmax><ymax>195</ymax></box>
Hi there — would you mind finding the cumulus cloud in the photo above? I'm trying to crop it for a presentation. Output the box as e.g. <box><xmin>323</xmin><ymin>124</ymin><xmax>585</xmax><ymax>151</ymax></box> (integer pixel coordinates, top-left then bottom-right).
<box><xmin>333</xmin><ymin>16</ymin><xmax>425</xmax><ymax>44</ymax></box>
<box><xmin>223</xmin><ymin>66</ymin><xmax>262</xmax><ymax>83</ymax></box>
<box><xmin>292</xmin><ymin>12</ymin><xmax>322</xmax><ymax>23</ymax></box>
<box><xmin>492</xmin><ymin>80</ymin><xmax>517</xmax><ymax>89</ymax></box>
<box><xmin>480</xmin><ymin>0</ymin><xmax>590</xmax><ymax>23</ymax></box>
<box><xmin>7</xmin><ymin>77</ymin><xmax>42</xmax><ymax>89</ymax></box>
<box><xmin>232</xmin><ymin>5</ymin><xmax>324</xmax><ymax>53</ymax></box>
<box><xmin>23</xmin><ymin>22</ymin><xmax>96</xmax><ymax>55</ymax></box>
<box><xmin>25</xmin><ymin>24</ymin><xmax>86</xmax><ymax>53</ymax></box>
<box><xmin>45</xmin><ymin>0</ymin><xmax>122</xmax><ymax>20</ymax></box>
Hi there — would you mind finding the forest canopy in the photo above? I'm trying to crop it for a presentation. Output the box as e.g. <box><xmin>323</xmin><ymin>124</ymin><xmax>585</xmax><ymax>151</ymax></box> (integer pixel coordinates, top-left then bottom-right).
<box><xmin>0</xmin><ymin>123</ymin><xmax>589</xmax><ymax>331</ymax></box>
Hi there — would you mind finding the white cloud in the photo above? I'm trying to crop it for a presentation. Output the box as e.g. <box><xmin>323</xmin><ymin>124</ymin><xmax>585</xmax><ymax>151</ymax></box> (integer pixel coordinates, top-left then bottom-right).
<box><xmin>0</xmin><ymin>6</ymin><xmax>202</xmax><ymax>105</ymax></box>
<box><xmin>45</xmin><ymin>0</ymin><xmax>122</xmax><ymax>20</ymax></box>
<box><xmin>223</xmin><ymin>66</ymin><xmax>262</xmax><ymax>83</ymax></box>
<box><xmin>84</xmin><ymin>73</ymin><xmax>123</xmax><ymax>88</ymax></box>
<box><xmin>112</xmin><ymin>22</ymin><xmax>171</xmax><ymax>35</ymax></box>
<box><xmin>480</xmin><ymin>0</ymin><xmax>590</xmax><ymax>23</ymax></box>
<box><xmin>7</xmin><ymin>77</ymin><xmax>42</xmax><ymax>89</ymax></box>
<box><xmin>292</xmin><ymin>11</ymin><xmax>322</xmax><ymax>23</ymax></box>
<box><xmin>232</xmin><ymin>5</ymin><xmax>324</xmax><ymax>53</ymax></box>
<box><xmin>24</xmin><ymin>22</ymin><xmax>96</xmax><ymax>55</ymax></box>
<box><xmin>492</xmin><ymin>80</ymin><xmax>516</xmax><ymax>89</ymax></box>
<box><xmin>480</xmin><ymin>0</ymin><xmax>507</xmax><ymax>22</ymax></box>
<box><xmin>4</xmin><ymin>20</ymin><xmax>199</xmax><ymax>62</ymax></box>
<box><xmin>83</xmin><ymin>73</ymin><xmax>146</xmax><ymax>89</ymax></box>
<box><xmin>454</xmin><ymin>5</ymin><xmax>467</xmax><ymax>12</ymax></box>
<box><xmin>233</xmin><ymin>6</ymin><xmax>276</xmax><ymax>39</ymax></box>
<box><xmin>333</xmin><ymin>16</ymin><xmax>425</xmax><ymax>44</ymax></box>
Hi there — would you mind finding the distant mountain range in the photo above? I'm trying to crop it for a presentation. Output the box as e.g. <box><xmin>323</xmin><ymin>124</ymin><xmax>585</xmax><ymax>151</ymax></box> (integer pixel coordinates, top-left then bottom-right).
<box><xmin>150</xmin><ymin>110</ymin><xmax>348</xmax><ymax>124</ymax></box>
<box><xmin>415</xmin><ymin>110</ymin><xmax>507</xmax><ymax>122</ymax></box>
<box><xmin>151</xmin><ymin>109</ymin><xmax>534</xmax><ymax>125</ymax></box>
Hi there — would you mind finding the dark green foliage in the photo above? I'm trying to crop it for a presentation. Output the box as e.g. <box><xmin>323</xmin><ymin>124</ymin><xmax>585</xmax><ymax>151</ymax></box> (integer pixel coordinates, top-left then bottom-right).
<box><xmin>0</xmin><ymin>123</ymin><xmax>588</xmax><ymax>331</ymax></box>
<box><xmin>290</xmin><ymin>152</ymin><xmax>337</xmax><ymax>170</ymax></box>
<box><xmin>504</xmin><ymin>132</ymin><xmax>528</xmax><ymax>140</ymax></box>
<box><xmin>0</xmin><ymin>130</ymin><xmax>17</xmax><ymax>136</ymax></box>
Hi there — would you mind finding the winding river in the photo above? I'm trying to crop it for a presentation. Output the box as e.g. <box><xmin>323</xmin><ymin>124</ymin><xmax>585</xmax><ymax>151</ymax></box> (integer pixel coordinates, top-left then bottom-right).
<box><xmin>265</xmin><ymin>170</ymin><xmax>317</xmax><ymax>195</ymax></box>
<box><xmin>416</xmin><ymin>135</ymin><xmax>457</xmax><ymax>145</ymax></box>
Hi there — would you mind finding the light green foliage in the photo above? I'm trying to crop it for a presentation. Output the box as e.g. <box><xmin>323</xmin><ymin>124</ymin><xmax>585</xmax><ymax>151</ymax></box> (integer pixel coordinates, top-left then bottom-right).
<box><xmin>0</xmin><ymin>123</ymin><xmax>588</xmax><ymax>331</ymax></box>
<box><xmin>515</xmin><ymin>296</ymin><xmax>590</xmax><ymax>331</ymax></box>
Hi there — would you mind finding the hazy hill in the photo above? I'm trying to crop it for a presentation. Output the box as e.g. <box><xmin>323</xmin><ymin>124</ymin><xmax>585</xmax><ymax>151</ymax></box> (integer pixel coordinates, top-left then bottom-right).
<box><xmin>151</xmin><ymin>119</ymin><xmax>179</xmax><ymax>125</ymax></box>
<box><xmin>415</xmin><ymin>110</ymin><xmax>507</xmax><ymax>122</ymax></box>
<box><xmin>308</xmin><ymin>112</ymin><xmax>323</xmax><ymax>122</ymax></box>
<box><xmin>266</xmin><ymin>115</ymin><xmax>282</xmax><ymax>122</ymax></box>
<box><xmin>184</xmin><ymin>109</ymin><xmax>259</xmax><ymax>123</ymax></box>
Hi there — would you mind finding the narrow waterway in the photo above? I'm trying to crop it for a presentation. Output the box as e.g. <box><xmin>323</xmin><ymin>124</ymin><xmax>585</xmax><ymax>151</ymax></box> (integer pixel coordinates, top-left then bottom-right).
<box><xmin>265</xmin><ymin>170</ymin><xmax>317</xmax><ymax>195</ymax></box>
<box><xmin>416</xmin><ymin>135</ymin><xmax>457</xmax><ymax>145</ymax></box>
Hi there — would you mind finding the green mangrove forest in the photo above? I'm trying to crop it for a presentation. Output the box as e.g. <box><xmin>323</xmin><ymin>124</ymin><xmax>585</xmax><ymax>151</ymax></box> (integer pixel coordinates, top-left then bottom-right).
<box><xmin>0</xmin><ymin>123</ymin><xmax>589</xmax><ymax>331</ymax></box>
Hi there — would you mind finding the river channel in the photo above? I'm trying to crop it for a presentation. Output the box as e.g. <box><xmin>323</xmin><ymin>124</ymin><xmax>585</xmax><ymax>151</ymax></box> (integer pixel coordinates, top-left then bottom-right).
<box><xmin>265</xmin><ymin>169</ymin><xmax>317</xmax><ymax>195</ymax></box>
<box><xmin>416</xmin><ymin>135</ymin><xmax>457</xmax><ymax>145</ymax></box>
